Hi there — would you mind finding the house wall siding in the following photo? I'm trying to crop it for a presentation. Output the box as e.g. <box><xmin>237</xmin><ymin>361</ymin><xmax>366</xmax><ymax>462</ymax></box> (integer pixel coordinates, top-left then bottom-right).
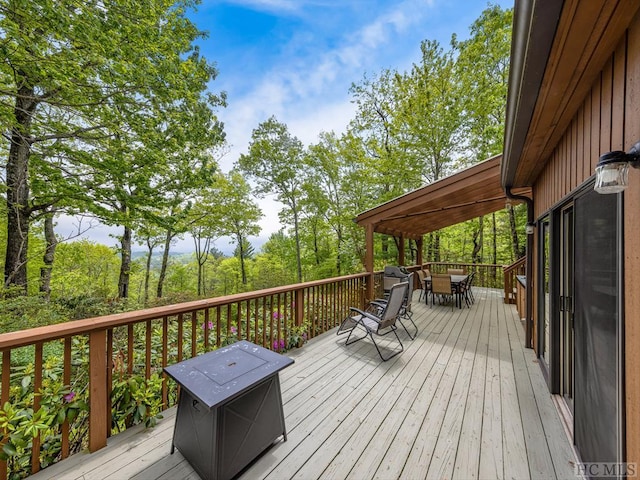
<box><xmin>530</xmin><ymin>10</ymin><xmax>640</xmax><ymax>465</ymax></box>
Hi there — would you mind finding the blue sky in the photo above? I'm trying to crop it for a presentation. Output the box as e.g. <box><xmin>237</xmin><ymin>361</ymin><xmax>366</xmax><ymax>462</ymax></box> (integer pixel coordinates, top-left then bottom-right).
<box><xmin>192</xmin><ymin>0</ymin><xmax>513</xmax><ymax>171</ymax></box>
<box><xmin>65</xmin><ymin>0</ymin><xmax>514</xmax><ymax>253</ymax></box>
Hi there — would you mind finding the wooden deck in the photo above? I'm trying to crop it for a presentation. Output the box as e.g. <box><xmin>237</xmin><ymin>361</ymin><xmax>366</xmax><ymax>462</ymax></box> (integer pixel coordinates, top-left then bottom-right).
<box><xmin>31</xmin><ymin>288</ymin><xmax>577</xmax><ymax>480</ymax></box>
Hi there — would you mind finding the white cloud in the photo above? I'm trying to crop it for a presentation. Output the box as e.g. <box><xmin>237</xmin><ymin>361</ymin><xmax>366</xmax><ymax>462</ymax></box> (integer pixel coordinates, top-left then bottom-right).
<box><xmin>219</xmin><ymin>0</ymin><xmax>431</xmax><ymax>165</ymax></box>
<box><xmin>213</xmin><ymin>0</ymin><xmax>434</xmax><ymax>244</ymax></box>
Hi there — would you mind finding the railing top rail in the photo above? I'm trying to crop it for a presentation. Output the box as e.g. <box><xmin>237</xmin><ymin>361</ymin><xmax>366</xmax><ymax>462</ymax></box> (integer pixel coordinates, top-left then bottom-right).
<box><xmin>424</xmin><ymin>262</ymin><xmax>504</xmax><ymax>268</ymax></box>
<box><xmin>0</xmin><ymin>272</ymin><xmax>370</xmax><ymax>351</ymax></box>
<box><xmin>503</xmin><ymin>256</ymin><xmax>527</xmax><ymax>272</ymax></box>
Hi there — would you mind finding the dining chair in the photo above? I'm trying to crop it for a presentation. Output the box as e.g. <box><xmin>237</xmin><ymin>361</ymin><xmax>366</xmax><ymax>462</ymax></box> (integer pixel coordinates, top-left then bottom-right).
<box><xmin>447</xmin><ymin>268</ymin><xmax>465</xmax><ymax>275</ymax></box>
<box><xmin>416</xmin><ymin>269</ymin><xmax>426</xmax><ymax>302</ymax></box>
<box><xmin>430</xmin><ymin>274</ymin><xmax>455</xmax><ymax>309</ymax></box>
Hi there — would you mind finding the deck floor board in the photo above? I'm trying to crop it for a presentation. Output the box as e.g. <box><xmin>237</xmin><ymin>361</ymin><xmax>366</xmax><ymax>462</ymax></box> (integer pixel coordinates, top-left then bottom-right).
<box><xmin>30</xmin><ymin>288</ymin><xmax>576</xmax><ymax>480</ymax></box>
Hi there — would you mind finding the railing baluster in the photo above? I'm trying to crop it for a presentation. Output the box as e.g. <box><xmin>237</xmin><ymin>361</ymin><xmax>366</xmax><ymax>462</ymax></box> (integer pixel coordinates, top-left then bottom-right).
<box><xmin>245</xmin><ymin>300</ymin><xmax>250</xmax><ymax>342</ymax></box>
<box><xmin>204</xmin><ymin>309</ymin><xmax>210</xmax><ymax>351</ymax></box>
<box><xmin>31</xmin><ymin>343</ymin><xmax>43</xmax><ymax>474</ymax></box>
<box><xmin>254</xmin><ymin>300</ymin><xmax>259</xmax><ymax>345</ymax></box>
<box><xmin>162</xmin><ymin>316</ymin><xmax>168</xmax><ymax>409</ymax></box>
<box><xmin>216</xmin><ymin>306</ymin><xmax>222</xmax><ymax>347</ymax></box>
<box><xmin>62</xmin><ymin>337</ymin><xmax>71</xmax><ymax>459</ymax></box>
<box><xmin>145</xmin><ymin>320</ymin><xmax>152</xmax><ymax>380</ymax></box>
<box><xmin>106</xmin><ymin>329</ymin><xmax>113</xmax><ymax>438</ymax></box>
<box><xmin>1</xmin><ymin>350</ymin><xmax>9</xmax><ymax>480</ymax></box>
<box><xmin>191</xmin><ymin>311</ymin><xmax>197</xmax><ymax>358</ymax></box>
<box><xmin>277</xmin><ymin>294</ymin><xmax>282</xmax><ymax>350</ymax></box>
<box><xmin>127</xmin><ymin>324</ymin><xmax>134</xmax><ymax>375</ymax></box>
<box><xmin>177</xmin><ymin>314</ymin><xmax>183</xmax><ymax>363</ymax></box>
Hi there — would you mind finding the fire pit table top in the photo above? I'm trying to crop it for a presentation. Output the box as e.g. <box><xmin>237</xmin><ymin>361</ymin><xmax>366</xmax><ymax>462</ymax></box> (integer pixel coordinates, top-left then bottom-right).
<box><xmin>164</xmin><ymin>340</ymin><xmax>294</xmax><ymax>410</ymax></box>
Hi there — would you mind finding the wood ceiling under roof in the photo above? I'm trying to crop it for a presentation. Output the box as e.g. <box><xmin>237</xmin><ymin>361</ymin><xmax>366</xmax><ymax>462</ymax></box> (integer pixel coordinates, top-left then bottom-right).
<box><xmin>355</xmin><ymin>155</ymin><xmax>531</xmax><ymax>240</ymax></box>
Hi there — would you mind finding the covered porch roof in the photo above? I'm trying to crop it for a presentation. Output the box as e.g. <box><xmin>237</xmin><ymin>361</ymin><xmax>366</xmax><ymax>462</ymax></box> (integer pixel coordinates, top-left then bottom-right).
<box><xmin>355</xmin><ymin>155</ymin><xmax>532</xmax><ymax>240</ymax></box>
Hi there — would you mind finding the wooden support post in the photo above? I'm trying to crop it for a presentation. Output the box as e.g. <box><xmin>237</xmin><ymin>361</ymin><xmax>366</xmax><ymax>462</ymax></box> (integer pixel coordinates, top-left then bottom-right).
<box><xmin>365</xmin><ymin>224</ymin><xmax>374</xmax><ymax>304</ymax></box>
<box><xmin>398</xmin><ymin>234</ymin><xmax>405</xmax><ymax>266</ymax></box>
<box><xmin>89</xmin><ymin>330</ymin><xmax>108</xmax><ymax>452</ymax></box>
<box><xmin>417</xmin><ymin>237</ymin><xmax>423</xmax><ymax>268</ymax></box>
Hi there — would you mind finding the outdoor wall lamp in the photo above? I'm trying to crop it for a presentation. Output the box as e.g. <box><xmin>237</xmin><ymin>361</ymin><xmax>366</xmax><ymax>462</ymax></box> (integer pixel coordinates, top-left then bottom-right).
<box><xmin>525</xmin><ymin>223</ymin><xmax>535</xmax><ymax>235</ymax></box>
<box><xmin>594</xmin><ymin>141</ymin><xmax>640</xmax><ymax>194</ymax></box>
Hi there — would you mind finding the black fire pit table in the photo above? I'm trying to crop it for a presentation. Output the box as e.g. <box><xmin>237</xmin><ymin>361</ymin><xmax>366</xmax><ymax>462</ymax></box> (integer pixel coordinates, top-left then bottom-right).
<box><xmin>164</xmin><ymin>340</ymin><xmax>294</xmax><ymax>480</ymax></box>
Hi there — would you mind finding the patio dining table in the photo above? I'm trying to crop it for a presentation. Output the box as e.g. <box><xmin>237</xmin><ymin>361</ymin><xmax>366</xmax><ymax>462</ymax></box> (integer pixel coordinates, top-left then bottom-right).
<box><xmin>424</xmin><ymin>274</ymin><xmax>469</xmax><ymax>307</ymax></box>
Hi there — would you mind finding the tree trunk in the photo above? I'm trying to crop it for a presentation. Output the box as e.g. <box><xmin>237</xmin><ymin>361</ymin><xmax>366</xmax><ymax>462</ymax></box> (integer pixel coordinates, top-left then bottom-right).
<box><xmin>433</xmin><ymin>232</ymin><xmax>441</xmax><ymax>263</ymax></box>
<box><xmin>238</xmin><ymin>233</ymin><xmax>247</xmax><ymax>285</ymax></box>
<box><xmin>156</xmin><ymin>229</ymin><xmax>173</xmax><ymax>298</ymax></box>
<box><xmin>336</xmin><ymin>226</ymin><xmax>343</xmax><ymax>275</ymax></box>
<box><xmin>492</xmin><ymin>212</ymin><xmax>497</xmax><ymax>283</ymax></box>
<box><xmin>313</xmin><ymin>223</ymin><xmax>320</xmax><ymax>266</ymax></box>
<box><xmin>118</xmin><ymin>225</ymin><xmax>132</xmax><ymax>298</ymax></box>
<box><xmin>472</xmin><ymin>216</ymin><xmax>484</xmax><ymax>265</ymax></box>
<box><xmin>39</xmin><ymin>210</ymin><xmax>58</xmax><ymax>300</ymax></box>
<box><xmin>292</xmin><ymin>208</ymin><xmax>303</xmax><ymax>282</ymax></box>
<box><xmin>144</xmin><ymin>239</ymin><xmax>154</xmax><ymax>306</ymax></box>
<box><xmin>194</xmin><ymin>234</ymin><xmax>210</xmax><ymax>296</ymax></box>
<box><xmin>5</xmin><ymin>84</ymin><xmax>37</xmax><ymax>293</ymax></box>
<box><xmin>508</xmin><ymin>206</ymin><xmax>522</xmax><ymax>259</ymax></box>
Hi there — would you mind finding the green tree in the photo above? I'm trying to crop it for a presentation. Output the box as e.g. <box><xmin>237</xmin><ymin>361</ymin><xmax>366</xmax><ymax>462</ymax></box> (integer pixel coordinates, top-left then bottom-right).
<box><xmin>216</xmin><ymin>170</ymin><xmax>262</xmax><ymax>285</ymax></box>
<box><xmin>455</xmin><ymin>5</ymin><xmax>513</xmax><ymax>261</ymax></box>
<box><xmin>188</xmin><ymin>196</ymin><xmax>222</xmax><ymax>297</ymax></box>
<box><xmin>454</xmin><ymin>5</ymin><xmax>512</xmax><ymax>161</ymax></box>
<box><xmin>395</xmin><ymin>39</ymin><xmax>465</xmax><ymax>183</ymax></box>
<box><xmin>0</xmin><ymin>0</ymin><xmax>225</xmax><ymax>294</ymax></box>
<box><xmin>238</xmin><ymin>117</ymin><xmax>306</xmax><ymax>282</ymax></box>
<box><xmin>304</xmin><ymin>132</ymin><xmax>358</xmax><ymax>275</ymax></box>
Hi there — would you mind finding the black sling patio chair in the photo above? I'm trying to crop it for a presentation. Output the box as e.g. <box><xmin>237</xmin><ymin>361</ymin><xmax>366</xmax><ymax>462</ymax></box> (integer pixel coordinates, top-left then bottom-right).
<box><xmin>368</xmin><ymin>273</ymin><xmax>418</xmax><ymax>339</ymax></box>
<box><xmin>337</xmin><ymin>282</ymin><xmax>408</xmax><ymax>361</ymax></box>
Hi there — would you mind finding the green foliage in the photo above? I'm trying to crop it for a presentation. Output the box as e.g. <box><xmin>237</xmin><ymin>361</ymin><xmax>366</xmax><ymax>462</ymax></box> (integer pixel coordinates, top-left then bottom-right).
<box><xmin>0</xmin><ymin>295</ymin><xmax>68</xmax><ymax>333</ymax></box>
<box><xmin>0</xmin><ymin>357</ymin><xmax>89</xmax><ymax>479</ymax></box>
<box><xmin>110</xmin><ymin>374</ymin><xmax>164</xmax><ymax>432</ymax></box>
<box><xmin>50</xmin><ymin>241</ymin><xmax>120</xmax><ymax>300</ymax></box>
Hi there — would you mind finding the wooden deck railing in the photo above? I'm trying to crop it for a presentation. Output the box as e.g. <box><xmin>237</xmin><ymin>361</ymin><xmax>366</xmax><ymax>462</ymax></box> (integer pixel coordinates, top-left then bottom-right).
<box><xmin>0</xmin><ymin>262</ymin><xmax>512</xmax><ymax>479</ymax></box>
<box><xmin>0</xmin><ymin>273</ymin><xmax>370</xmax><ymax>479</ymax></box>
<box><xmin>420</xmin><ymin>262</ymin><xmax>505</xmax><ymax>289</ymax></box>
<box><xmin>503</xmin><ymin>256</ymin><xmax>527</xmax><ymax>305</ymax></box>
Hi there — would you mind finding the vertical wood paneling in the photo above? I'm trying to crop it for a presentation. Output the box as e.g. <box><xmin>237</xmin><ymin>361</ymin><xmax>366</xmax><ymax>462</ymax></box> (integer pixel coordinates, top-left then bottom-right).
<box><xmin>625</xmin><ymin>11</ymin><xmax>640</xmax><ymax>468</ymax></box>
<box><xmin>612</xmin><ymin>36</ymin><xmax>627</xmax><ymax>150</ymax></box>
<box><xmin>592</xmin><ymin>79</ymin><xmax>602</xmax><ymax>172</ymax></box>
<box><xmin>561</xmin><ymin>116</ymin><xmax>566</xmax><ymax>195</ymax></box>
<box><xmin>601</xmin><ymin>58</ymin><xmax>614</xmax><ymax>153</ymax></box>
<box><xmin>582</xmin><ymin>96</ymin><xmax>591</xmax><ymax>181</ymax></box>
<box><xmin>576</xmin><ymin>109</ymin><xmax>582</xmax><ymax>187</ymax></box>
<box><xmin>571</xmin><ymin>118</ymin><xmax>577</xmax><ymax>190</ymax></box>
